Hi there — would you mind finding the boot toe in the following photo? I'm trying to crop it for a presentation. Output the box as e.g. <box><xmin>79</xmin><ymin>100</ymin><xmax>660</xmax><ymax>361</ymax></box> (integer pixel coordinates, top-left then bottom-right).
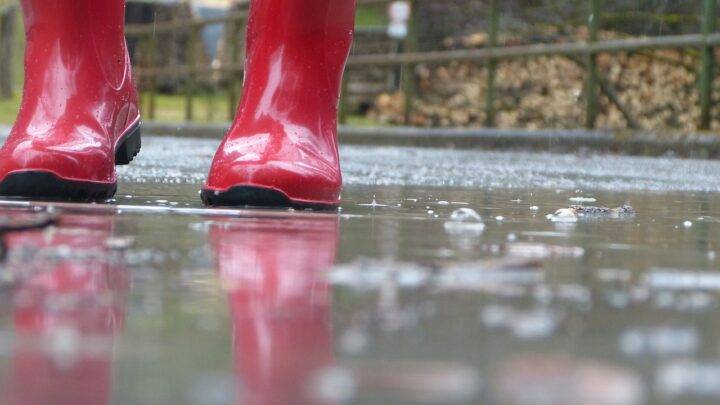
<box><xmin>0</xmin><ymin>138</ymin><xmax>115</xmax><ymax>184</ymax></box>
<box><xmin>204</xmin><ymin>160</ymin><xmax>341</xmax><ymax>207</ymax></box>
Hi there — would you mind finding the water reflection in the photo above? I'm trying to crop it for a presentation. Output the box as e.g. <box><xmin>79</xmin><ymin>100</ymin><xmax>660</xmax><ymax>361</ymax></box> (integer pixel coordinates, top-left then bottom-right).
<box><xmin>210</xmin><ymin>216</ymin><xmax>339</xmax><ymax>405</ymax></box>
<box><xmin>0</xmin><ymin>215</ymin><xmax>129</xmax><ymax>405</ymax></box>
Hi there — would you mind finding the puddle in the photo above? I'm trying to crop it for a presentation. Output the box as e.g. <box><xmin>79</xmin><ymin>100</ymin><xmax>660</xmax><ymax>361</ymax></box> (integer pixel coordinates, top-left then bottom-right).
<box><xmin>0</xmin><ymin>177</ymin><xmax>717</xmax><ymax>403</ymax></box>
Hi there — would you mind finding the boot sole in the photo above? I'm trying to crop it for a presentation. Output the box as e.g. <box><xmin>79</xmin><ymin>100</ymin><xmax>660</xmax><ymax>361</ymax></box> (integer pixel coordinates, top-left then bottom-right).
<box><xmin>0</xmin><ymin>123</ymin><xmax>141</xmax><ymax>201</ymax></box>
<box><xmin>201</xmin><ymin>186</ymin><xmax>338</xmax><ymax>211</ymax></box>
<box><xmin>115</xmin><ymin>123</ymin><xmax>142</xmax><ymax>165</ymax></box>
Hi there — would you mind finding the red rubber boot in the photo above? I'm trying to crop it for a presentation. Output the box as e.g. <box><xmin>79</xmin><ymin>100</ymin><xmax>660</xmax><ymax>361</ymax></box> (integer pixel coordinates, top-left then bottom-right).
<box><xmin>0</xmin><ymin>0</ymin><xmax>141</xmax><ymax>201</ymax></box>
<box><xmin>202</xmin><ymin>0</ymin><xmax>356</xmax><ymax>209</ymax></box>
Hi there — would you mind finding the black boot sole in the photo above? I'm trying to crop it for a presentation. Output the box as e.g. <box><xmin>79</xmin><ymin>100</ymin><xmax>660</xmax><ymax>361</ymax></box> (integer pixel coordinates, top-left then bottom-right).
<box><xmin>201</xmin><ymin>186</ymin><xmax>338</xmax><ymax>211</ymax></box>
<box><xmin>0</xmin><ymin>123</ymin><xmax>141</xmax><ymax>201</ymax></box>
<box><xmin>115</xmin><ymin>123</ymin><xmax>142</xmax><ymax>165</ymax></box>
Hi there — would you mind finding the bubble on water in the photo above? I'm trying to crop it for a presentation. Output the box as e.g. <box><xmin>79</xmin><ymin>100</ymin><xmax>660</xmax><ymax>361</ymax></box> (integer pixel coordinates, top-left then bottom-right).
<box><xmin>339</xmin><ymin>327</ymin><xmax>370</xmax><ymax>355</ymax></box>
<box><xmin>596</xmin><ymin>268</ymin><xmax>633</xmax><ymax>283</ymax></box>
<box><xmin>683</xmin><ymin>221</ymin><xmax>693</xmax><ymax>228</ymax></box>
<box><xmin>548</xmin><ymin>208</ymin><xmax>579</xmax><ymax>223</ymax></box>
<box><xmin>331</xmin><ymin>362</ymin><xmax>481</xmax><ymax>403</ymax></box>
<box><xmin>104</xmin><ymin>236</ymin><xmax>135</xmax><ymax>250</ymax></box>
<box><xmin>620</xmin><ymin>327</ymin><xmax>699</xmax><ymax>358</ymax></box>
<box><xmin>481</xmin><ymin>305</ymin><xmax>564</xmax><ymax>340</ymax></box>
<box><xmin>444</xmin><ymin>208</ymin><xmax>485</xmax><ymax>235</ymax></box>
<box><xmin>569</xmin><ymin>197</ymin><xmax>597</xmax><ymax>203</ymax></box>
<box><xmin>656</xmin><ymin>360</ymin><xmax>720</xmax><ymax>399</ymax></box>
<box><xmin>531</xmin><ymin>284</ymin><xmax>592</xmax><ymax>308</ymax></box>
<box><xmin>496</xmin><ymin>216</ymin><xmax>505</xmax><ymax>221</ymax></box>
<box><xmin>437</xmin><ymin>200</ymin><xmax>450</xmax><ymax>205</ymax></box>
<box><xmin>189</xmin><ymin>373</ymin><xmax>235</xmax><ymax>405</ymax></box>
<box><xmin>529</xmin><ymin>206</ymin><xmax>539</xmax><ymax>211</ymax></box>
<box><xmin>507</xmin><ymin>233</ymin><xmax>517</xmax><ymax>242</ymax></box>
<box><xmin>496</xmin><ymin>355</ymin><xmax>646</xmax><ymax>405</ymax></box>
<box><xmin>189</xmin><ymin>221</ymin><xmax>214</xmax><ymax>232</ymax></box>
<box><xmin>651</xmin><ymin>291</ymin><xmax>716</xmax><ymax>312</ymax></box>
<box><xmin>309</xmin><ymin>366</ymin><xmax>357</xmax><ymax>403</ymax></box>
<box><xmin>505</xmin><ymin>243</ymin><xmax>584</xmax><ymax>259</ymax></box>
<box><xmin>327</xmin><ymin>260</ymin><xmax>430</xmax><ymax>291</ymax></box>
<box><xmin>448</xmin><ymin>208</ymin><xmax>481</xmax><ymax>222</ymax></box>
<box><xmin>48</xmin><ymin>326</ymin><xmax>81</xmax><ymax>369</ymax></box>
<box><xmin>604</xmin><ymin>290</ymin><xmax>632</xmax><ymax>308</ymax></box>
<box><xmin>645</xmin><ymin>268</ymin><xmax>720</xmax><ymax>291</ymax></box>
<box><xmin>328</xmin><ymin>258</ymin><xmax>542</xmax><ymax>292</ymax></box>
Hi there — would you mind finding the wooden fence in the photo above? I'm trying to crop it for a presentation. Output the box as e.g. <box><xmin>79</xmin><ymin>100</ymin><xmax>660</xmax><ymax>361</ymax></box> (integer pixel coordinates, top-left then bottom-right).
<box><xmin>0</xmin><ymin>0</ymin><xmax>719</xmax><ymax>130</ymax></box>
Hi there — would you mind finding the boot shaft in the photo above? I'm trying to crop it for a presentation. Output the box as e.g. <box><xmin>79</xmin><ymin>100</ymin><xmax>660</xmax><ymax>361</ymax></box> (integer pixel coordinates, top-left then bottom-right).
<box><xmin>20</xmin><ymin>0</ymin><xmax>131</xmax><ymax>91</ymax></box>
<box><xmin>239</xmin><ymin>0</ymin><xmax>356</xmax><ymax>117</ymax></box>
<box><xmin>21</xmin><ymin>0</ymin><xmax>127</xmax><ymax>39</ymax></box>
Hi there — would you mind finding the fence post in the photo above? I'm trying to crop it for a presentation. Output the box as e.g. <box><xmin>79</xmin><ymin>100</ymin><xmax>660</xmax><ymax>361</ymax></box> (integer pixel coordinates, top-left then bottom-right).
<box><xmin>0</xmin><ymin>5</ymin><xmax>16</xmax><ymax>100</ymax></box>
<box><xmin>147</xmin><ymin>35</ymin><xmax>158</xmax><ymax>121</ymax></box>
<box><xmin>401</xmin><ymin>0</ymin><xmax>418</xmax><ymax>124</ymax></box>
<box><xmin>700</xmin><ymin>0</ymin><xmax>717</xmax><ymax>130</ymax></box>
<box><xmin>185</xmin><ymin>24</ymin><xmax>201</xmax><ymax>122</ymax></box>
<box><xmin>226</xmin><ymin>15</ymin><xmax>243</xmax><ymax>121</ymax></box>
<box><xmin>585</xmin><ymin>0</ymin><xmax>600</xmax><ymax>129</ymax></box>
<box><xmin>339</xmin><ymin>71</ymin><xmax>350</xmax><ymax>124</ymax></box>
<box><xmin>484</xmin><ymin>0</ymin><xmax>500</xmax><ymax>127</ymax></box>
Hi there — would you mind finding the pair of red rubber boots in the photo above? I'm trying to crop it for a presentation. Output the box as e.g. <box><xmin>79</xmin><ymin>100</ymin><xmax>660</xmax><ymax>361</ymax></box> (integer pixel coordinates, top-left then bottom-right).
<box><xmin>0</xmin><ymin>0</ymin><xmax>355</xmax><ymax>209</ymax></box>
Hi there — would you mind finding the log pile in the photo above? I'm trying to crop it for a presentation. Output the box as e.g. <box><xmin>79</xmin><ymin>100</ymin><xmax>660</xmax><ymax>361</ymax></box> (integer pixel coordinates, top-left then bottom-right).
<box><xmin>367</xmin><ymin>29</ymin><xmax>717</xmax><ymax>131</ymax></box>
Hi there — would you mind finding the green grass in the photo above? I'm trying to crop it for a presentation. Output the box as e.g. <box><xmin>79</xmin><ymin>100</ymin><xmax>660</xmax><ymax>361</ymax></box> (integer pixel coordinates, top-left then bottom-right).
<box><xmin>0</xmin><ymin>92</ymin><xmax>20</xmax><ymax>124</ymax></box>
<box><xmin>356</xmin><ymin>3</ymin><xmax>388</xmax><ymax>26</ymax></box>
<box><xmin>345</xmin><ymin>114</ymin><xmax>378</xmax><ymax>127</ymax></box>
<box><xmin>142</xmin><ymin>92</ymin><xmax>377</xmax><ymax>126</ymax></box>
<box><xmin>141</xmin><ymin>92</ymin><xmax>234</xmax><ymax>124</ymax></box>
<box><xmin>0</xmin><ymin>5</ymin><xmax>24</xmax><ymax>125</ymax></box>
<box><xmin>2</xmin><ymin>89</ymin><xmax>378</xmax><ymax>127</ymax></box>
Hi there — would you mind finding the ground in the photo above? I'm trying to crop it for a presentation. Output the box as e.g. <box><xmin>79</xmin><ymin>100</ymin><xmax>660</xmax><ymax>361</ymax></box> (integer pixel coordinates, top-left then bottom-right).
<box><xmin>0</xmin><ymin>133</ymin><xmax>718</xmax><ymax>403</ymax></box>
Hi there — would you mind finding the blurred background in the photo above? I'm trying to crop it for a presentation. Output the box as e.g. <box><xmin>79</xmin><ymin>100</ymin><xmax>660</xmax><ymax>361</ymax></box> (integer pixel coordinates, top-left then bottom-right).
<box><xmin>0</xmin><ymin>0</ymin><xmax>719</xmax><ymax>133</ymax></box>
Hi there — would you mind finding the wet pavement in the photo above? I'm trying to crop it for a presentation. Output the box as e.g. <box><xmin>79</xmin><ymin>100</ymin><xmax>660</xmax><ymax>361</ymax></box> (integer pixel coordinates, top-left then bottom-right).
<box><xmin>1</xmin><ymin>135</ymin><xmax>720</xmax><ymax>404</ymax></box>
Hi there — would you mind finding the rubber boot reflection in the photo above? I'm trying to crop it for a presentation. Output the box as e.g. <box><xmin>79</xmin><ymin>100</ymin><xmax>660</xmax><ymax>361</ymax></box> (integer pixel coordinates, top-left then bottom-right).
<box><xmin>1</xmin><ymin>215</ymin><xmax>129</xmax><ymax>405</ymax></box>
<box><xmin>211</xmin><ymin>217</ymin><xmax>339</xmax><ymax>405</ymax></box>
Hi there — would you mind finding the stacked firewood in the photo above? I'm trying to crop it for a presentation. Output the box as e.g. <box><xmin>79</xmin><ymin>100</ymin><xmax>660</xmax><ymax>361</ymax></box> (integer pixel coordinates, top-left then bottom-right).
<box><xmin>368</xmin><ymin>29</ymin><xmax>715</xmax><ymax>131</ymax></box>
